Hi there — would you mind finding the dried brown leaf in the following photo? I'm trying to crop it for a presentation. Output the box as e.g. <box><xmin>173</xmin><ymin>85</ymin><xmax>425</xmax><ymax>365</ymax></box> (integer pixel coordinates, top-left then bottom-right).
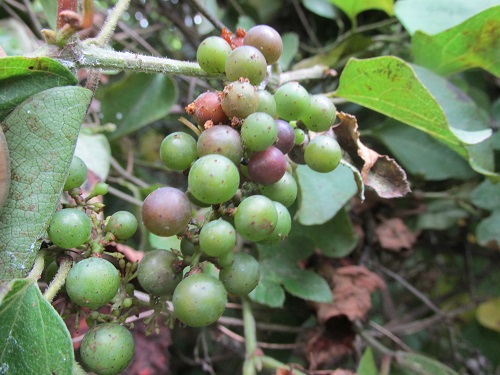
<box><xmin>334</xmin><ymin>112</ymin><xmax>411</xmax><ymax>198</ymax></box>
<box><xmin>375</xmin><ymin>217</ymin><xmax>417</xmax><ymax>251</ymax></box>
<box><xmin>315</xmin><ymin>265</ymin><xmax>386</xmax><ymax>323</ymax></box>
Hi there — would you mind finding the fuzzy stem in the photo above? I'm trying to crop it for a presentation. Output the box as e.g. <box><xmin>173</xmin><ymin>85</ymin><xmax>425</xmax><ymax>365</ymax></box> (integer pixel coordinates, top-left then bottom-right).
<box><xmin>85</xmin><ymin>0</ymin><xmax>131</xmax><ymax>46</ymax></box>
<box><xmin>27</xmin><ymin>249</ymin><xmax>48</xmax><ymax>280</ymax></box>
<box><xmin>242</xmin><ymin>296</ymin><xmax>259</xmax><ymax>374</ymax></box>
<box><xmin>43</xmin><ymin>257</ymin><xmax>73</xmax><ymax>302</ymax></box>
<box><xmin>259</xmin><ymin>356</ymin><xmax>307</xmax><ymax>375</ymax></box>
<box><xmin>78</xmin><ymin>45</ymin><xmax>212</xmax><ymax>77</ymax></box>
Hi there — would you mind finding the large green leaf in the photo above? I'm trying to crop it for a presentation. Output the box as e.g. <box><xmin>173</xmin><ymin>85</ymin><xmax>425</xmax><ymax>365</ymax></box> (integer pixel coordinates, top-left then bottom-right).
<box><xmin>251</xmin><ymin>240</ymin><xmax>332</xmax><ymax>308</ymax></box>
<box><xmin>335</xmin><ymin>57</ymin><xmax>495</xmax><ymax>177</ymax></box>
<box><xmin>412</xmin><ymin>6</ymin><xmax>500</xmax><ymax>77</ymax></box>
<box><xmin>0</xmin><ymin>56</ymin><xmax>78</xmax><ymax>120</ymax></box>
<box><xmin>471</xmin><ymin>179</ymin><xmax>500</xmax><ymax>211</ymax></box>
<box><xmin>97</xmin><ymin>73</ymin><xmax>178</xmax><ymax>141</ymax></box>
<box><xmin>295</xmin><ymin>164</ymin><xmax>358</xmax><ymax>225</ymax></box>
<box><xmin>372</xmin><ymin>120</ymin><xmax>475</xmax><ymax>181</ymax></box>
<box><xmin>0</xmin><ymin>86</ymin><xmax>92</xmax><ymax>279</ymax></box>
<box><xmin>395</xmin><ymin>0</ymin><xmax>500</xmax><ymax>35</ymax></box>
<box><xmin>475</xmin><ymin>209</ymin><xmax>500</xmax><ymax>246</ymax></box>
<box><xmin>0</xmin><ymin>278</ymin><xmax>74</xmax><ymax>374</ymax></box>
<box><xmin>329</xmin><ymin>0</ymin><xmax>394</xmax><ymax>24</ymax></box>
<box><xmin>39</xmin><ymin>0</ymin><xmax>58</xmax><ymax>30</ymax></box>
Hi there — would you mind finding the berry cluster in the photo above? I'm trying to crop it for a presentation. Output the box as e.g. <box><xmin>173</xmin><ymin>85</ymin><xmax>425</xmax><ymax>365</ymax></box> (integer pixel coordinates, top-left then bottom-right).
<box><xmin>140</xmin><ymin>25</ymin><xmax>343</xmax><ymax>328</ymax></box>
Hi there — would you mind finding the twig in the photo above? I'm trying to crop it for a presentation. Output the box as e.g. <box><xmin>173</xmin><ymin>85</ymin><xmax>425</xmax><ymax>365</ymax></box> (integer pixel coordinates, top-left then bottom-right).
<box><xmin>290</xmin><ymin>0</ymin><xmax>322</xmax><ymax>48</ymax></box>
<box><xmin>185</xmin><ymin>0</ymin><xmax>226</xmax><ymax>32</ymax></box>
<box><xmin>368</xmin><ymin>321</ymin><xmax>413</xmax><ymax>352</ymax></box>
<box><xmin>107</xmin><ymin>185</ymin><xmax>143</xmax><ymax>207</ymax></box>
<box><xmin>85</xmin><ymin>0</ymin><xmax>131</xmax><ymax>47</ymax></box>
<box><xmin>110</xmin><ymin>157</ymin><xmax>149</xmax><ymax>188</ymax></box>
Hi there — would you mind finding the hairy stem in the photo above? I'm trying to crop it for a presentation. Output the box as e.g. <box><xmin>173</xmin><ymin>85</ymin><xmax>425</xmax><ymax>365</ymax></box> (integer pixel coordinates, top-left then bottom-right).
<box><xmin>242</xmin><ymin>296</ymin><xmax>258</xmax><ymax>374</ymax></box>
<box><xmin>27</xmin><ymin>249</ymin><xmax>48</xmax><ymax>280</ymax></box>
<box><xmin>43</xmin><ymin>257</ymin><xmax>73</xmax><ymax>303</ymax></box>
<box><xmin>85</xmin><ymin>0</ymin><xmax>131</xmax><ymax>46</ymax></box>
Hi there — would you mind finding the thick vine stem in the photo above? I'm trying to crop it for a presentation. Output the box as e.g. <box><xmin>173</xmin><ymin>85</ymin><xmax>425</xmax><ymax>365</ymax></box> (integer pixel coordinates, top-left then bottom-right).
<box><xmin>242</xmin><ymin>296</ymin><xmax>258</xmax><ymax>375</ymax></box>
<box><xmin>27</xmin><ymin>249</ymin><xmax>48</xmax><ymax>280</ymax></box>
<box><xmin>43</xmin><ymin>257</ymin><xmax>73</xmax><ymax>303</ymax></box>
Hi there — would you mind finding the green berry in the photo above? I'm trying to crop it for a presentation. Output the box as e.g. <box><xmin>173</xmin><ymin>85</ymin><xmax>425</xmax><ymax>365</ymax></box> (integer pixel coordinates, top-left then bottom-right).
<box><xmin>219</xmin><ymin>253</ymin><xmax>260</xmax><ymax>296</ymax></box>
<box><xmin>64</xmin><ymin>155</ymin><xmax>87</xmax><ymax>191</ymax></box>
<box><xmin>48</xmin><ymin>208</ymin><xmax>92</xmax><ymax>249</ymax></box>
<box><xmin>105</xmin><ymin>211</ymin><xmax>138</xmax><ymax>240</ymax></box>
<box><xmin>197</xmin><ymin>36</ymin><xmax>232</xmax><ymax>75</ymax></box>
<box><xmin>304</xmin><ymin>135</ymin><xmax>342</xmax><ymax>173</ymax></box>
<box><xmin>234</xmin><ymin>195</ymin><xmax>278</xmax><ymax>242</ymax></box>
<box><xmin>160</xmin><ymin>132</ymin><xmax>198</xmax><ymax>171</ymax></box>
<box><xmin>199</xmin><ymin>219</ymin><xmax>236</xmax><ymax>257</ymax></box>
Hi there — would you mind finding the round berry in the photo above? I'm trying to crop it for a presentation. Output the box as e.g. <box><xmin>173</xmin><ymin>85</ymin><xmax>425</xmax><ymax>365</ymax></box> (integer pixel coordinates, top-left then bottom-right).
<box><xmin>243</xmin><ymin>25</ymin><xmax>283</xmax><ymax>64</ymax></box>
<box><xmin>80</xmin><ymin>323</ymin><xmax>134</xmax><ymax>375</ymax></box>
<box><xmin>48</xmin><ymin>208</ymin><xmax>92</xmax><ymax>249</ymax></box>
<box><xmin>274</xmin><ymin>119</ymin><xmax>296</xmax><ymax>154</ymax></box>
<box><xmin>188</xmin><ymin>91</ymin><xmax>229</xmax><ymax>126</ymax></box>
<box><xmin>304</xmin><ymin>135</ymin><xmax>342</xmax><ymax>173</ymax></box>
<box><xmin>219</xmin><ymin>252</ymin><xmax>260</xmax><ymax>296</ymax></box>
<box><xmin>160</xmin><ymin>132</ymin><xmax>198</xmax><ymax>171</ymax></box>
<box><xmin>234</xmin><ymin>195</ymin><xmax>278</xmax><ymax>242</ymax></box>
<box><xmin>256</xmin><ymin>89</ymin><xmax>276</xmax><ymax>116</ymax></box>
<box><xmin>199</xmin><ymin>219</ymin><xmax>236</xmax><ymax>257</ymax></box>
<box><xmin>259</xmin><ymin>171</ymin><xmax>298</xmax><ymax>207</ymax></box>
<box><xmin>66</xmin><ymin>257</ymin><xmax>120</xmax><ymax>309</ymax></box>
<box><xmin>188</xmin><ymin>154</ymin><xmax>240</xmax><ymax>204</ymax></box>
<box><xmin>197</xmin><ymin>125</ymin><xmax>243</xmax><ymax>165</ymax></box>
<box><xmin>141</xmin><ymin>187</ymin><xmax>192</xmax><ymax>237</ymax></box>
<box><xmin>137</xmin><ymin>249</ymin><xmax>182</xmax><ymax>296</ymax></box>
<box><xmin>221</xmin><ymin>80</ymin><xmax>259</xmax><ymax>119</ymax></box>
<box><xmin>225</xmin><ymin>45</ymin><xmax>267</xmax><ymax>85</ymax></box>
<box><xmin>259</xmin><ymin>201</ymin><xmax>292</xmax><ymax>245</ymax></box>
<box><xmin>197</xmin><ymin>36</ymin><xmax>232</xmax><ymax>75</ymax></box>
<box><xmin>105</xmin><ymin>211</ymin><xmax>138</xmax><ymax>240</ymax></box>
<box><xmin>173</xmin><ymin>273</ymin><xmax>227</xmax><ymax>327</ymax></box>
<box><xmin>63</xmin><ymin>155</ymin><xmax>87</xmax><ymax>191</ymax></box>
<box><xmin>301</xmin><ymin>94</ymin><xmax>336</xmax><ymax>132</ymax></box>
<box><xmin>248</xmin><ymin>146</ymin><xmax>287</xmax><ymax>185</ymax></box>
<box><xmin>274</xmin><ymin>82</ymin><xmax>310</xmax><ymax>121</ymax></box>
<box><xmin>241</xmin><ymin>112</ymin><xmax>277</xmax><ymax>152</ymax></box>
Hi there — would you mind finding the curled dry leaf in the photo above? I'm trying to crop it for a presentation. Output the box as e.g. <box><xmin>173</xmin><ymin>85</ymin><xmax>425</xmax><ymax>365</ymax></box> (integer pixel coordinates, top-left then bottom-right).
<box><xmin>333</xmin><ymin>112</ymin><xmax>411</xmax><ymax>198</ymax></box>
<box><xmin>314</xmin><ymin>265</ymin><xmax>386</xmax><ymax>323</ymax></box>
<box><xmin>375</xmin><ymin>217</ymin><xmax>418</xmax><ymax>252</ymax></box>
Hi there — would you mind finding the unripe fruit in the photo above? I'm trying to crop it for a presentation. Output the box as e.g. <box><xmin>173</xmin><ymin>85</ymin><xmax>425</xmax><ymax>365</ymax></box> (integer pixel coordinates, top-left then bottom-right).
<box><xmin>274</xmin><ymin>82</ymin><xmax>310</xmax><ymax>121</ymax></box>
<box><xmin>248</xmin><ymin>146</ymin><xmax>287</xmax><ymax>185</ymax></box>
<box><xmin>105</xmin><ymin>211</ymin><xmax>138</xmax><ymax>240</ymax></box>
<box><xmin>221</xmin><ymin>80</ymin><xmax>259</xmax><ymax>119</ymax></box>
<box><xmin>173</xmin><ymin>273</ymin><xmax>227</xmax><ymax>327</ymax></box>
<box><xmin>259</xmin><ymin>171</ymin><xmax>298</xmax><ymax>207</ymax></box>
<box><xmin>197</xmin><ymin>125</ymin><xmax>243</xmax><ymax>165</ymax></box>
<box><xmin>301</xmin><ymin>94</ymin><xmax>336</xmax><ymax>132</ymax></box>
<box><xmin>66</xmin><ymin>257</ymin><xmax>120</xmax><ymax>309</ymax></box>
<box><xmin>160</xmin><ymin>132</ymin><xmax>198</xmax><ymax>171</ymax></box>
<box><xmin>188</xmin><ymin>91</ymin><xmax>229</xmax><ymax>126</ymax></box>
<box><xmin>225</xmin><ymin>45</ymin><xmax>267</xmax><ymax>85</ymax></box>
<box><xmin>48</xmin><ymin>208</ymin><xmax>92</xmax><ymax>249</ymax></box>
<box><xmin>241</xmin><ymin>112</ymin><xmax>277</xmax><ymax>152</ymax></box>
<box><xmin>137</xmin><ymin>249</ymin><xmax>182</xmax><ymax>296</ymax></box>
<box><xmin>304</xmin><ymin>135</ymin><xmax>342</xmax><ymax>173</ymax></box>
<box><xmin>234</xmin><ymin>195</ymin><xmax>278</xmax><ymax>241</ymax></box>
<box><xmin>80</xmin><ymin>323</ymin><xmax>134</xmax><ymax>375</ymax></box>
<box><xmin>219</xmin><ymin>252</ymin><xmax>260</xmax><ymax>296</ymax></box>
<box><xmin>64</xmin><ymin>155</ymin><xmax>87</xmax><ymax>191</ymax></box>
<box><xmin>199</xmin><ymin>219</ymin><xmax>236</xmax><ymax>257</ymax></box>
<box><xmin>197</xmin><ymin>36</ymin><xmax>232</xmax><ymax>75</ymax></box>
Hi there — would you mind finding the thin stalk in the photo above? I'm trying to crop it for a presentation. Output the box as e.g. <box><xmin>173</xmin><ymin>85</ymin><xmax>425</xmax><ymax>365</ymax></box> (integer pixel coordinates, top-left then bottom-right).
<box><xmin>260</xmin><ymin>356</ymin><xmax>307</xmax><ymax>375</ymax></box>
<box><xmin>85</xmin><ymin>0</ymin><xmax>131</xmax><ymax>46</ymax></box>
<box><xmin>242</xmin><ymin>296</ymin><xmax>257</xmax><ymax>375</ymax></box>
<box><xmin>27</xmin><ymin>249</ymin><xmax>48</xmax><ymax>280</ymax></box>
<box><xmin>44</xmin><ymin>257</ymin><xmax>73</xmax><ymax>303</ymax></box>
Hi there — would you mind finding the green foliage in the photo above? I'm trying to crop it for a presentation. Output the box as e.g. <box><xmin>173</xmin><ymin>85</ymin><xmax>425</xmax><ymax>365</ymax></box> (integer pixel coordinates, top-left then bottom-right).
<box><xmin>97</xmin><ymin>73</ymin><xmax>178</xmax><ymax>140</ymax></box>
<box><xmin>412</xmin><ymin>6</ymin><xmax>500</xmax><ymax>77</ymax></box>
<box><xmin>0</xmin><ymin>278</ymin><xmax>74</xmax><ymax>374</ymax></box>
<box><xmin>329</xmin><ymin>0</ymin><xmax>394</xmax><ymax>24</ymax></box>
<box><xmin>0</xmin><ymin>86</ymin><xmax>92</xmax><ymax>279</ymax></box>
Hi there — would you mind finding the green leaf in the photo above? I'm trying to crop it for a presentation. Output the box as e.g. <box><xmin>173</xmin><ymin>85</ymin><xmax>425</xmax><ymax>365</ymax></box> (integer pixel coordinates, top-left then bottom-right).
<box><xmin>302</xmin><ymin>0</ymin><xmax>336</xmax><ymax>19</ymax></box>
<box><xmin>292</xmin><ymin>209</ymin><xmax>358</xmax><ymax>258</ymax></box>
<box><xmin>0</xmin><ymin>56</ymin><xmax>78</xmax><ymax>120</ymax></box>
<box><xmin>329</xmin><ymin>0</ymin><xmax>394</xmax><ymax>24</ymax></box>
<box><xmin>0</xmin><ymin>278</ymin><xmax>74</xmax><ymax>374</ymax></box>
<box><xmin>254</xmin><ymin>239</ymin><xmax>332</xmax><ymax>307</ymax></box>
<box><xmin>396</xmin><ymin>351</ymin><xmax>460</xmax><ymax>375</ymax></box>
<box><xmin>394</xmin><ymin>0</ymin><xmax>500</xmax><ymax>35</ymax></box>
<box><xmin>476</xmin><ymin>298</ymin><xmax>500</xmax><ymax>332</ymax></box>
<box><xmin>295</xmin><ymin>164</ymin><xmax>358</xmax><ymax>225</ymax></box>
<box><xmin>249</xmin><ymin>279</ymin><xmax>286</xmax><ymax>308</ymax></box>
<box><xmin>39</xmin><ymin>0</ymin><xmax>58</xmax><ymax>30</ymax></box>
<box><xmin>335</xmin><ymin>57</ymin><xmax>496</xmax><ymax>177</ymax></box>
<box><xmin>416</xmin><ymin>199</ymin><xmax>468</xmax><ymax>230</ymax></box>
<box><xmin>412</xmin><ymin>6</ymin><xmax>500</xmax><ymax>77</ymax></box>
<box><xmin>471</xmin><ymin>179</ymin><xmax>500</xmax><ymax>211</ymax></box>
<box><xmin>372</xmin><ymin>120</ymin><xmax>475</xmax><ymax>181</ymax></box>
<box><xmin>0</xmin><ymin>19</ymin><xmax>39</xmax><ymax>56</ymax></box>
<box><xmin>97</xmin><ymin>73</ymin><xmax>178</xmax><ymax>141</ymax></box>
<box><xmin>476</xmin><ymin>209</ymin><xmax>500</xmax><ymax>246</ymax></box>
<box><xmin>279</xmin><ymin>33</ymin><xmax>300</xmax><ymax>71</ymax></box>
<box><xmin>0</xmin><ymin>86</ymin><xmax>92</xmax><ymax>279</ymax></box>
<box><xmin>75</xmin><ymin>133</ymin><xmax>112</xmax><ymax>181</ymax></box>
<box><xmin>357</xmin><ymin>347</ymin><xmax>377</xmax><ymax>375</ymax></box>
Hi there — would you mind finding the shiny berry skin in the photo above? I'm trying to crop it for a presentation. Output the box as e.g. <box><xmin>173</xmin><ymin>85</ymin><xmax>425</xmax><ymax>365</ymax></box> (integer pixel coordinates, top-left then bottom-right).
<box><xmin>173</xmin><ymin>273</ymin><xmax>227</xmax><ymax>327</ymax></box>
<box><xmin>188</xmin><ymin>91</ymin><xmax>229</xmax><ymax>126</ymax></box>
<box><xmin>301</xmin><ymin>94</ymin><xmax>336</xmax><ymax>132</ymax></box>
<box><xmin>63</xmin><ymin>155</ymin><xmax>87</xmax><ymax>191</ymax></box>
<box><xmin>48</xmin><ymin>208</ymin><xmax>92</xmax><ymax>249</ymax></box>
<box><xmin>225</xmin><ymin>45</ymin><xmax>267</xmax><ymax>85</ymax></box>
<box><xmin>274</xmin><ymin>119</ymin><xmax>296</xmax><ymax>154</ymax></box>
<box><xmin>199</xmin><ymin>219</ymin><xmax>236</xmax><ymax>257</ymax></box>
<box><xmin>221</xmin><ymin>80</ymin><xmax>259</xmax><ymax>119</ymax></box>
<box><xmin>66</xmin><ymin>257</ymin><xmax>120</xmax><ymax>309</ymax></box>
<box><xmin>259</xmin><ymin>171</ymin><xmax>298</xmax><ymax>207</ymax></box>
<box><xmin>247</xmin><ymin>146</ymin><xmax>287</xmax><ymax>185</ymax></box>
<box><xmin>234</xmin><ymin>195</ymin><xmax>278</xmax><ymax>242</ymax></box>
<box><xmin>105</xmin><ymin>211</ymin><xmax>138</xmax><ymax>240</ymax></box>
<box><xmin>197</xmin><ymin>125</ymin><xmax>243</xmax><ymax>165</ymax></box>
<box><xmin>241</xmin><ymin>112</ymin><xmax>277</xmax><ymax>152</ymax></box>
<box><xmin>243</xmin><ymin>25</ymin><xmax>283</xmax><ymax>64</ymax></box>
<box><xmin>141</xmin><ymin>187</ymin><xmax>192</xmax><ymax>237</ymax></box>
<box><xmin>159</xmin><ymin>132</ymin><xmax>198</xmax><ymax>171</ymax></box>
<box><xmin>219</xmin><ymin>252</ymin><xmax>260</xmax><ymax>296</ymax></box>
<box><xmin>259</xmin><ymin>201</ymin><xmax>292</xmax><ymax>245</ymax></box>
<box><xmin>197</xmin><ymin>36</ymin><xmax>232</xmax><ymax>75</ymax></box>
<box><xmin>274</xmin><ymin>82</ymin><xmax>310</xmax><ymax>121</ymax></box>
<box><xmin>137</xmin><ymin>249</ymin><xmax>182</xmax><ymax>296</ymax></box>
<box><xmin>304</xmin><ymin>135</ymin><xmax>342</xmax><ymax>173</ymax></box>
<box><xmin>80</xmin><ymin>323</ymin><xmax>134</xmax><ymax>375</ymax></box>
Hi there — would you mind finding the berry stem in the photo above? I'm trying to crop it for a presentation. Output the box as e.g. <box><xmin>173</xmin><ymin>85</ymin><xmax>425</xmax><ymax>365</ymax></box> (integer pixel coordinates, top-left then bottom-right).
<box><xmin>43</xmin><ymin>257</ymin><xmax>73</xmax><ymax>303</ymax></box>
<box><xmin>242</xmin><ymin>296</ymin><xmax>258</xmax><ymax>369</ymax></box>
<box><xmin>259</xmin><ymin>356</ymin><xmax>307</xmax><ymax>375</ymax></box>
<box><xmin>27</xmin><ymin>249</ymin><xmax>48</xmax><ymax>280</ymax></box>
